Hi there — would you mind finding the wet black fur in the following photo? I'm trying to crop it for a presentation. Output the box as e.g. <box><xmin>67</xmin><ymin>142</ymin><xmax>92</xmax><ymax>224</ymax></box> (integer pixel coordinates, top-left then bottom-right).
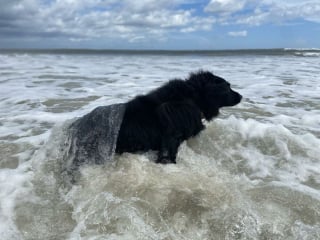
<box><xmin>115</xmin><ymin>70</ymin><xmax>242</xmax><ymax>163</ymax></box>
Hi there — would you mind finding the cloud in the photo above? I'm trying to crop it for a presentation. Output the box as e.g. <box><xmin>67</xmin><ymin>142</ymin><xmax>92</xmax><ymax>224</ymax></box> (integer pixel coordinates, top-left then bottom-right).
<box><xmin>205</xmin><ymin>0</ymin><xmax>246</xmax><ymax>15</ymax></box>
<box><xmin>234</xmin><ymin>1</ymin><xmax>320</xmax><ymax>25</ymax></box>
<box><xmin>0</xmin><ymin>0</ymin><xmax>319</xmax><ymax>48</ymax></box>
<box><xmin>0</xmin><ymin>0</ymin><xmax>215</xmax><ymax>45</ymax></box>
<box><xmin>204</xmin><ymin>0</ymin><xmax>320</xmax><ymax>26</ymax></box>
<box><xmin>228</xmin><ymin>30</ymin><xmax>247</xmax><ymax>37</ymax></box>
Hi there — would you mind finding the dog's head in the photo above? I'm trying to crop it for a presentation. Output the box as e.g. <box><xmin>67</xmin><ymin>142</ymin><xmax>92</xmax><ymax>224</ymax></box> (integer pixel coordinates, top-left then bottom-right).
<box><xmin>186</xmin><ymin>70</ymin><xmax>242</xmax><ymax>121</ymax></box>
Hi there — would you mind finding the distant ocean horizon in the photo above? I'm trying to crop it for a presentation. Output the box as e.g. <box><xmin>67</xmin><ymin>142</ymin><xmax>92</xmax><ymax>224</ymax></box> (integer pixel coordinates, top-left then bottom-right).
<box><xmin>1</xmin><ymin>47</ymin><xmax>320</xmax><ymax>57</ymax></box>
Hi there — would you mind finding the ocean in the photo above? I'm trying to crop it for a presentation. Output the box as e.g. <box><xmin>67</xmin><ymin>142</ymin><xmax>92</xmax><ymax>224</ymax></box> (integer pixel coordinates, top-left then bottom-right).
<box><xmin>0</xmin><ymin>49</ymin><xmax>319</xmax><ymax>239</ymax></box>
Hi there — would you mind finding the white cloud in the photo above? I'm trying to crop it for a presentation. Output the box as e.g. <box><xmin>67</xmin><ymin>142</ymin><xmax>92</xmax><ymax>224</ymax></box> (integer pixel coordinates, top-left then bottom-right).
<box><xmin>122</xmin><ymin>0</ymin><xmax>181</xmax><ymax>12</ymax></box>
<box><xmin>129</xmin><ymin>36</ymin><xmax>146</xmax><ymax>43</ymax></box>
<box><xmin>205</xmin><ymin>0</ymin><xmax>247</xmax><ymax>15</ymax></box>
<box><xmin>0</xmin><ymin>0</ymin><xmax>320</xmax><ymax>47</ymax></box>
<box><xmin>0</xmin><ymin>0</ymin><xmax>215</xmax><ymax>44</ymax></box>
<box><xmin>204</xmin><ymin>0</ymin><xmax>320</xmax><ymax>25</ymax></box>
<box><xmin>235</xmin><ymin>1</ymin><xmax>320</xmax><ymax>25</ymax></box>
<box><xmin>228</xmin><ymin>30</ymin><xmax>247</xmax><ymax>37</ymax></box>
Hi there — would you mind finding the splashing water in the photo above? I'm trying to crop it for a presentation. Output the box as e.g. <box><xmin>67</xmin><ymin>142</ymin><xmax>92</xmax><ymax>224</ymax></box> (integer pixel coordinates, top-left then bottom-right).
<box><xmin>0</xmin><ymin>50</ymin><xmax>320</xmax><ymax>239</ymax></box>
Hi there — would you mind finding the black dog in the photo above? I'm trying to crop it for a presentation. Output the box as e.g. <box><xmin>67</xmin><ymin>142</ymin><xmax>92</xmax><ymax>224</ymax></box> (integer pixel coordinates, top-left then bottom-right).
<box><xmin>68</xmin><ymin>71</ymin><xmax>241</xmax><ymax>170</ymax></box>
<box><xmin>115</xmin><ymin>70</ymin><xmax>242</xmax><ymax>164</ymax></box>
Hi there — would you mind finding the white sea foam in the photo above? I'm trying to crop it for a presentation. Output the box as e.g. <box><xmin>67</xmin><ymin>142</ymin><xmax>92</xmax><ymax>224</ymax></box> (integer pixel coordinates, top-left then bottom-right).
<box><xmin>0</xmin><ymin>162</ymin><xmax>33</xmax><ymax>239</ymax></box>
<box><xmin>0</xmin><ymin>51</ymin><xmax>320</xmax><ymax>239</ymax></box>
<box><xmin>295</xmin><ymin>52</ymin><xmax>320</xmax><ymax>57</ymax></box>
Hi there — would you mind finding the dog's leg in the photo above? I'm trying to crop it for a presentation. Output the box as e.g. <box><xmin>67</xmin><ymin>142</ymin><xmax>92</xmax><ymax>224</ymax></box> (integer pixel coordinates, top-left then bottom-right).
<box><xmin>157</xmin><ymin>135</ymin><xmax>181</xmax><ymax>164</ymax></box>
<box><xmin>167</xmin><ymin>136</ymin><xmax>182</xmax><ymax>163</ymax></box>
<box><xmin>156</xmin><ymin>101</ymin><xmax>202</xmax><ymax>164</ymax></box>
<box><xmin>157</xmin><ymin>136</ymin><xmax>171</xmax><ymax>164</ymax></box>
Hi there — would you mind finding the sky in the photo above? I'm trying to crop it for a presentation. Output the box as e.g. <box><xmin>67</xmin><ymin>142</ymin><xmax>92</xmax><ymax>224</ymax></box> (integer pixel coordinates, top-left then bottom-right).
<box><xmin>0</xmin><ymin>0</ymin><xmax>320</xmax><ymax>50</ymax></box>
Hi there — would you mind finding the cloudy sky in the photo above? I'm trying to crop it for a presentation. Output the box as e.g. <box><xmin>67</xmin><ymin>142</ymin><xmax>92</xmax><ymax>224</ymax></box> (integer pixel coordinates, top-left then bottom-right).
<box><xmin>0</xmin><ymin>0</ymin><xmax>320</xmax><ymax>49</ymax></box>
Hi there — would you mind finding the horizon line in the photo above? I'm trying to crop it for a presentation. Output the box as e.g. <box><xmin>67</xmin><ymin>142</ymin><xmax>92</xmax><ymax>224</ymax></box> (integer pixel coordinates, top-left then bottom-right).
<box><xmin>1</xmin><ymin>48</ymin><xmax>319</xmax><ymax>55</ymax></box>
<box><xmin>1</xmin><ymin>47</ymin><xmax>319</xmax><ymax>51</ymax></box>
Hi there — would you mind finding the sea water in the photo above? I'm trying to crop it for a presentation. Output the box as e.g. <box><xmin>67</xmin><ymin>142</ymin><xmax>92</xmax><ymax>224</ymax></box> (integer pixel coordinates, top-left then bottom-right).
<box><xmin>0</xmin><ymin>49</ymin><xmax>320</xmax><ymax>239</ymax></box>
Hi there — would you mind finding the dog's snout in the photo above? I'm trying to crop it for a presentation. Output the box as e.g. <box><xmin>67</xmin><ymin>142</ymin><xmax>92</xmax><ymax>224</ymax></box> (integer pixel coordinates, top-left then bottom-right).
<box><xmin>231</xmin><ymin>90</ymin><xmax>242</xmax><ymax>104</ymax></box>
<box><xmin>235</xmin><ymin>93</ymin><xmax>242</xmax><ymax>104</ymax></box>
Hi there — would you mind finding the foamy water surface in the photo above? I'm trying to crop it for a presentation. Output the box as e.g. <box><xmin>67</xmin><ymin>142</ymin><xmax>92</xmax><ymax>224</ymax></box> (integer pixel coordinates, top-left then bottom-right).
<box><xmin>0</xmin><ymin>50</ymin><xmax>320</xmax><ymax>239</ymax></box>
